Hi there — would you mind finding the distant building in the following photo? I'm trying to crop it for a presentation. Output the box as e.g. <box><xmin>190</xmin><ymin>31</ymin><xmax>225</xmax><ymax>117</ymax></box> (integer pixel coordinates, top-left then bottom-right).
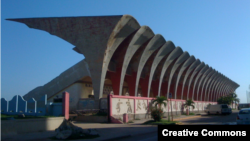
<box><xmin>247</xmin><ymin>91</ymin><xmax>250</xmax><ymax>103</ymax></box>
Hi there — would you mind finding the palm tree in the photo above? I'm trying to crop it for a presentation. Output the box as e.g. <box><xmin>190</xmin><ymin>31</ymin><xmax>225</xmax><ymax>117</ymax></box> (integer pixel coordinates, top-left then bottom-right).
<box><xmin>230</xmin><ymin>92</ymin><xmax>239</xmax><ymax>109</ymax></box>
<box><xmin>151</xmin><ymin>96</ymin><xmax>168</xmax><ymax>109</ymax></box>
<box><xmin>234</xmin><ymin>98</ymin><xmax>240</xmax><ymax>109</ymax></box>
<box><xmin>150</xmin><ymin>96</ymin><xmax>168</xmax><ymax>121</ymax></box>
<box><xmin>183</xmin><ymin>99</ymin><xmax>195</xmax><ymax>115</ymax></box>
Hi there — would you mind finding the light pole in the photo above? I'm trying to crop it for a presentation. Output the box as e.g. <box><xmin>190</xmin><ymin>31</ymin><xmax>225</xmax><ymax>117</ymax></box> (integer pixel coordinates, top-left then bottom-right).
<box><xmin>169</xmin><ymin>93</ymin><xmax>173</xmax><ymax>121</ymax></box>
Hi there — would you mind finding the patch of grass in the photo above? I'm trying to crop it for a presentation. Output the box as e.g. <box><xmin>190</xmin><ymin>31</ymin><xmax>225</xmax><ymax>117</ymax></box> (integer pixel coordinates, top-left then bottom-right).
<box><xmin>182</xmin><ymin>113</ymin><xmax>195</xmax><ymax>116</ymax></box>
<box><xmin>49</xmin><ymin>134</ymin><xmax>100</xmax><ymax>140</ymax></box>
<box><xmin>128</xmin><ymin>120</ymin><xmax>134</xmax><ymax>123</ymax></box>
<box><xmin>143</xmin><ymin>119</ymin><xmax>179</xmax><ymax>125</ymax></box>
<box><xmin>135</xmin><ymin>118</ymin><xmax>141</xmax><ymax>120</ymax></box>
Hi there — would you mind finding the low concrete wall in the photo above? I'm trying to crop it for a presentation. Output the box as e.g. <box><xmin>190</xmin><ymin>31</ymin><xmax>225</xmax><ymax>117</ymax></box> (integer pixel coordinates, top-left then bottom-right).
<box><xmin>108</xmin><ymin>94</ymin><xmax>214</xmax><ymax>123</ymax></box>
<box><xmin>74</xmin><ymin>116</ymin><xmax>108</xmax><ymax>123</ymax></box>
<box><xmin>1</xmin><ymin>117</ymin><xmax>64</xmax><ymax>135</ymax></box>
<box><xmin>113</xmin><ymin>110</ymin><xmax>205</xmax><ymax>122</ymax></box>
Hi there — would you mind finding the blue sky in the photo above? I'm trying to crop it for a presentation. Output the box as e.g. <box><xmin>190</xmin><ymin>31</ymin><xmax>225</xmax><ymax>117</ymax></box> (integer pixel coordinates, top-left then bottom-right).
<box><xmin>1</xmin><ymin>0</ymin><xmax>250</xmax><ymax>103</ymax></box>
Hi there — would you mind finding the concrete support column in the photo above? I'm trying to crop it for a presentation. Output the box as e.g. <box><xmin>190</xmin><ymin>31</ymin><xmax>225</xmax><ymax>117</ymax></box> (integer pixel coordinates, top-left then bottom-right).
<box><xmin>62</xmin><ymin>91</ymin><xmax>69</xmax><ymax>120</ymax></box>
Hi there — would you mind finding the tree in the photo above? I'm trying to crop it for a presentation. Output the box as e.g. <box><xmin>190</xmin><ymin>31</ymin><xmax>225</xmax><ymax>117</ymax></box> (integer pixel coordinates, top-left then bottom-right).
<box><xmin>183</xmin><ymin>99</ymin><xmax>195</xmax><ymax>115</ymax></box>
<box><xmin>217</xmin><ymin>93</ymin><xmax>240</xmax><ymax>109</ymax></box>
<box><xmin>234</xmin><ymin>98</ymin><xmax>240</xmax><ymax>109</ymax></box>
<box><xmin>217</xmin><ymin>95</ymin><xmax>234</xmax><ymax>105</ymax></box>
<box><xmin>150</xmin><ymin>96</ymin><xmax>168</xmax><ymax>121</ymax></box>
<box><xmin>151</xmin><ymin>96</ymin><xmax>168</xmax><ymax>108</ymax></box>
<box><xmin>229</xmin><ymin>92</ymin><xmax>240</xmax><ymax>109</ymax></box>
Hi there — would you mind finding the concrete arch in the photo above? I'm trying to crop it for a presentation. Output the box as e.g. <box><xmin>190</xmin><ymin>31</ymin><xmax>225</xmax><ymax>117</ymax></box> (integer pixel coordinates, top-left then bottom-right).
<box><xmin>216</xmin><ymin>75</ymin><xmax>227</xmax><ymax>100</ymax></box>
<box><xmin>212</xmin><ymin>73</ymin><xmax>224</xmax><ymax>101</ymax></box>
<box><xmin>221</xmin><ymin>78</ymin><xmax>231</xmax><ymax>97</ymax></box>
<box><xmin>135</xmin><ymin>34</ymin><xmax>166</xmax><ymax>96</ymax></box>
<box><xmin>119</xmin><ymin>26</ymin><xmax>154</xmax><ymax>95</ymax></box>
<box><xmin>212</xmin><ymin>74</ymin><xmax>225</xmax><ymax>101</ymax></box>
<box><xmin>222</xmin><ymin>79</ymin><xmax>231</xmax><ymax>96</ymax></box>
<box><xmin>215</xmin><ymin>76</ymin><xmax>227</xmax><ymax>100</ymax></box>
<box><xmin>101</xmin><ymin>15</ymin><xmax>140</xmax><ymax>97</ymax></box>
<box><xmin>231</xmin><ymin>81</ymin><xmax>237</xmax><ymax>92</ymax></box>
<box><xmin>196</xmin><ymin>67</ymin><xmax>213</xmax><ymax>101</ymax></box>
<box><xmin>207</xmin><ymin>73</ymin><xmax>221</xmax><ymax>101</ymax></box>
<box><xmin>167</xmin><ymin>52</ymin><xmax>190</xmax><ymax>99</ymax></box>
<box><xmin>175</xmin><ymin>56</ymin><xmax>196</xmax><ymax>99</ymax></box>
<box><xmin>220</xmin><ymin>78</ymin><xmax>230</xmax><ymax>97</ymax></box>
<box><xmin>181</xmin><ymin>59</ymin><xmax>201</xmax><ymax>99</ymax></box>
<box><xmin>191</xmin><ymin>65</ymin><xmax>209</xmax><ymax>100</ymax></box>
<box><xmin>147</xmin><ymin>41</ymin><xmax>176</xmax><ymax>97</ymax></box>
<box><xmin>222</xmin><ymin>80</ymin><xmax>231</xmax><ymax>96</ymax></box>
<box><xmin>204</xmin><ymin>71</ymin><xmax>219</xmax><ymax>101</ymax></box>
<box><xmin>187</xmin><ymin>62</ymin><xmax>205</xmax><ymax>100</ymax></box>
<box><xmin>229</xmin><ymin>81</ymin><xmax>237</xmax><ymax>94</ymax></box>
<box><xmin>158</xmin><ymin>47</ymin><xmax>183</xmax><ymax>97</ymax></box>
<box><xmin>200</xmin><ymin>69</ymin><xmax>215</xmax><ymax>101</ymax></box>
<box><xmin>226</xmin><ymin>82</ymin><xmax>234</xmax><ymax>95</ymax></box>
<box><xmin>209</xmin><ymin>73</ymin><xmax>223</xmax><ymax>101</ymax></box>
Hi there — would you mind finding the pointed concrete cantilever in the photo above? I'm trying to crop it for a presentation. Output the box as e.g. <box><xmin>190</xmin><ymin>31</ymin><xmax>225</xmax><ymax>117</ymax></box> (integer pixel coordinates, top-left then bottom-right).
<box><xmin>181</xmin><ymin>59</ymin><xmax>201</xmax><ymax>99</ymax></box>
<box><xmin>135</xmin><ymin>34</ymin><xmax>166</xmax><ymax>96</ymax></box>
<box><xmin>203</xmin><ymin>71</ymin><xmax>218</xmax><ymax>101</ymax></box>
<box><xmin>191</xmin><ymin>65</ymin><xmax>209</xmax><ymax>100</ymax></box>
<box><xmin>102</xmin><ymin>15</ymin><xmax>140</xmax><ymax>95</ymax></box>
<box><xmin>196</xmin><ymin>67</ymin><xmax>213</xmax><ymax>101</ymax></box>
<box><xmin>214</xmin><ymin>75</ymin><xmax>226</xmax><ymax>101</ymax></box>
<box><xmin>219</xmin><ymin>77</ymin><xmax>230</xmax><ymax>98</ymax></box>
<box><xmin>167</xmin><ymin>51</ymin><xmax>190</xmax><ymax>99</ymax></box>
<box><xmin>119</xmin><ymin>26</ymin><xmax>154</xmax><ymax>95</ymax></box>
<box><xmin>199</xmin><ymin>68</ymin><xmax>215</xmax><ymax>101</ymax></box>
<box><xmin>158</xmin><ymin>47</ymin><xmax>183</xmax><ymax>97</ymax></box>
<box><xmin>207</xmin><ymin>72</ymin><xmax>222</xmax><ymax>101</ymax></box>
<box><xmin>147</xmin><ymin>41</ymin><xmax>175</xmax><ymax>97</ymax></box>
<box><xmin>211</xmin><ymin>74</ymin><xmax>224</xmax><ymax>101</ymax></box>
<box><xmin>175</xmin><ymin>56</ymin><xmax>196</xmax><ymax>99</ymax></box>
<box><xmin>187</xmin><ymin>62</ymin><xmax>205</xmax><ymax>100</ymax></box>
<box><xmin>7</xmin><ymin>15</ymin><xmax>123</xmax><ymax>101</ymax></box>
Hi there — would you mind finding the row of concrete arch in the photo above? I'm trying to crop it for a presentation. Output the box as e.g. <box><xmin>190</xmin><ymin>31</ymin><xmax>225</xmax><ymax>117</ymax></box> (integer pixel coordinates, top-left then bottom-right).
<box><xmin>8</xmin><ymin>15</ymin><xmax>239</xmax><ymax>102</ymax></box>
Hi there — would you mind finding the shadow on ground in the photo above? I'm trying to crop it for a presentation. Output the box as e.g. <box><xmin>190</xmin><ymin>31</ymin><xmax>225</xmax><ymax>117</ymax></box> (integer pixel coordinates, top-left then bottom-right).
<box><xmin>178</xmin><ymin>111</ymin><xmax>238</xmax><ymax>125</ymax></box>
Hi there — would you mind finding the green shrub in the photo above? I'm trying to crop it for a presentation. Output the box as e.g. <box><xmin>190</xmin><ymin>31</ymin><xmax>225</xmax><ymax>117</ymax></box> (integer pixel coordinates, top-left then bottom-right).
<box><xmin>150</xmin><ymin>108</ymin><xmax>164</xmax><ymax>122</ymax></box>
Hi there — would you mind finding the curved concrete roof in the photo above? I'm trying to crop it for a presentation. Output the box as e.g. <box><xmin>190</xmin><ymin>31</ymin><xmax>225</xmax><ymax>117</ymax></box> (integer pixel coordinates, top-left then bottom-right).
<box><xmin>7</xmin><ymin>15</ymin><xmax>239</xmax><ymax>102</ymax></box>
<box><xmin>147</xmin><ymin>41</ymin><xmax>175</xmax><ymax>97</ymax></box>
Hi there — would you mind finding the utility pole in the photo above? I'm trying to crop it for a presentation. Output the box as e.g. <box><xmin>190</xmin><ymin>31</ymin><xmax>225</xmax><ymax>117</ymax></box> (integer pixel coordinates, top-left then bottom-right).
<box><xmin>169</xmin><ymin>93</ymin><xmax>173</xmax><ymax>121</ymax></box>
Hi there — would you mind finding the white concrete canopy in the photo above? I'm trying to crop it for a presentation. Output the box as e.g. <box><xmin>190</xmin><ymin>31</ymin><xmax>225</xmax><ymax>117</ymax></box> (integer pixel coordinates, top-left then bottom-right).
<box><xmin>135</xmin><ymin>34</ymin><xmax>166</xmax><ymax>96</ymax></box>
<box><xmin>158</xmin><ymin>47</ymin><xmax>183</xmax><ymax>97</ymax></box>
<box><xmin>167</xmin><ymin>52</ymin><xmax>190</xmax><ymax>99</ymax></box>
<box><xmin>119</xmin><ymin>26</ymin><xmax>154</xmax><ymax>95</ymax></box>
<box><xmin>175</xmin><ymin>56</ymin><xmax>196</xmax><ymax>99</ymax></box>
<box><xmin>181</xmin><ymin>59</ymin><xmax>201</xmax><ymax>99</ymax></box>
<box><xmin>147</xmin><ymin>41</ymin><xmax>176</xmax><ymax>97</ymax></box>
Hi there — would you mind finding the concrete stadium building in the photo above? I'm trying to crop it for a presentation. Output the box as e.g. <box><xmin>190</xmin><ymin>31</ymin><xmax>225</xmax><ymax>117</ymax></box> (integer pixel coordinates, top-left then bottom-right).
<box><xmin>8</xmin><ymin>15</ymin><xmax>239</xmax><ymax>110</ymax></box>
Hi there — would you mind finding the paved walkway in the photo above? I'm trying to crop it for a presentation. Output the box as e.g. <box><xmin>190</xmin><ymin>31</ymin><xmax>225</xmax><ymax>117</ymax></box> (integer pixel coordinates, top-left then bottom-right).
<box><xmin>1</xmin><ymin>112</ymin><xmax>206</xmax><ymax>141</ymax></box>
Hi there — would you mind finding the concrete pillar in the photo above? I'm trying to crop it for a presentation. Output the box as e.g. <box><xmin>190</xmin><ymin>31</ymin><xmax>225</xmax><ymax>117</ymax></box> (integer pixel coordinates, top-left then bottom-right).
<box><xmin>62</xmin><ymin>91</ymin><xmax>69</xmax><ymax>120</ymax></box>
